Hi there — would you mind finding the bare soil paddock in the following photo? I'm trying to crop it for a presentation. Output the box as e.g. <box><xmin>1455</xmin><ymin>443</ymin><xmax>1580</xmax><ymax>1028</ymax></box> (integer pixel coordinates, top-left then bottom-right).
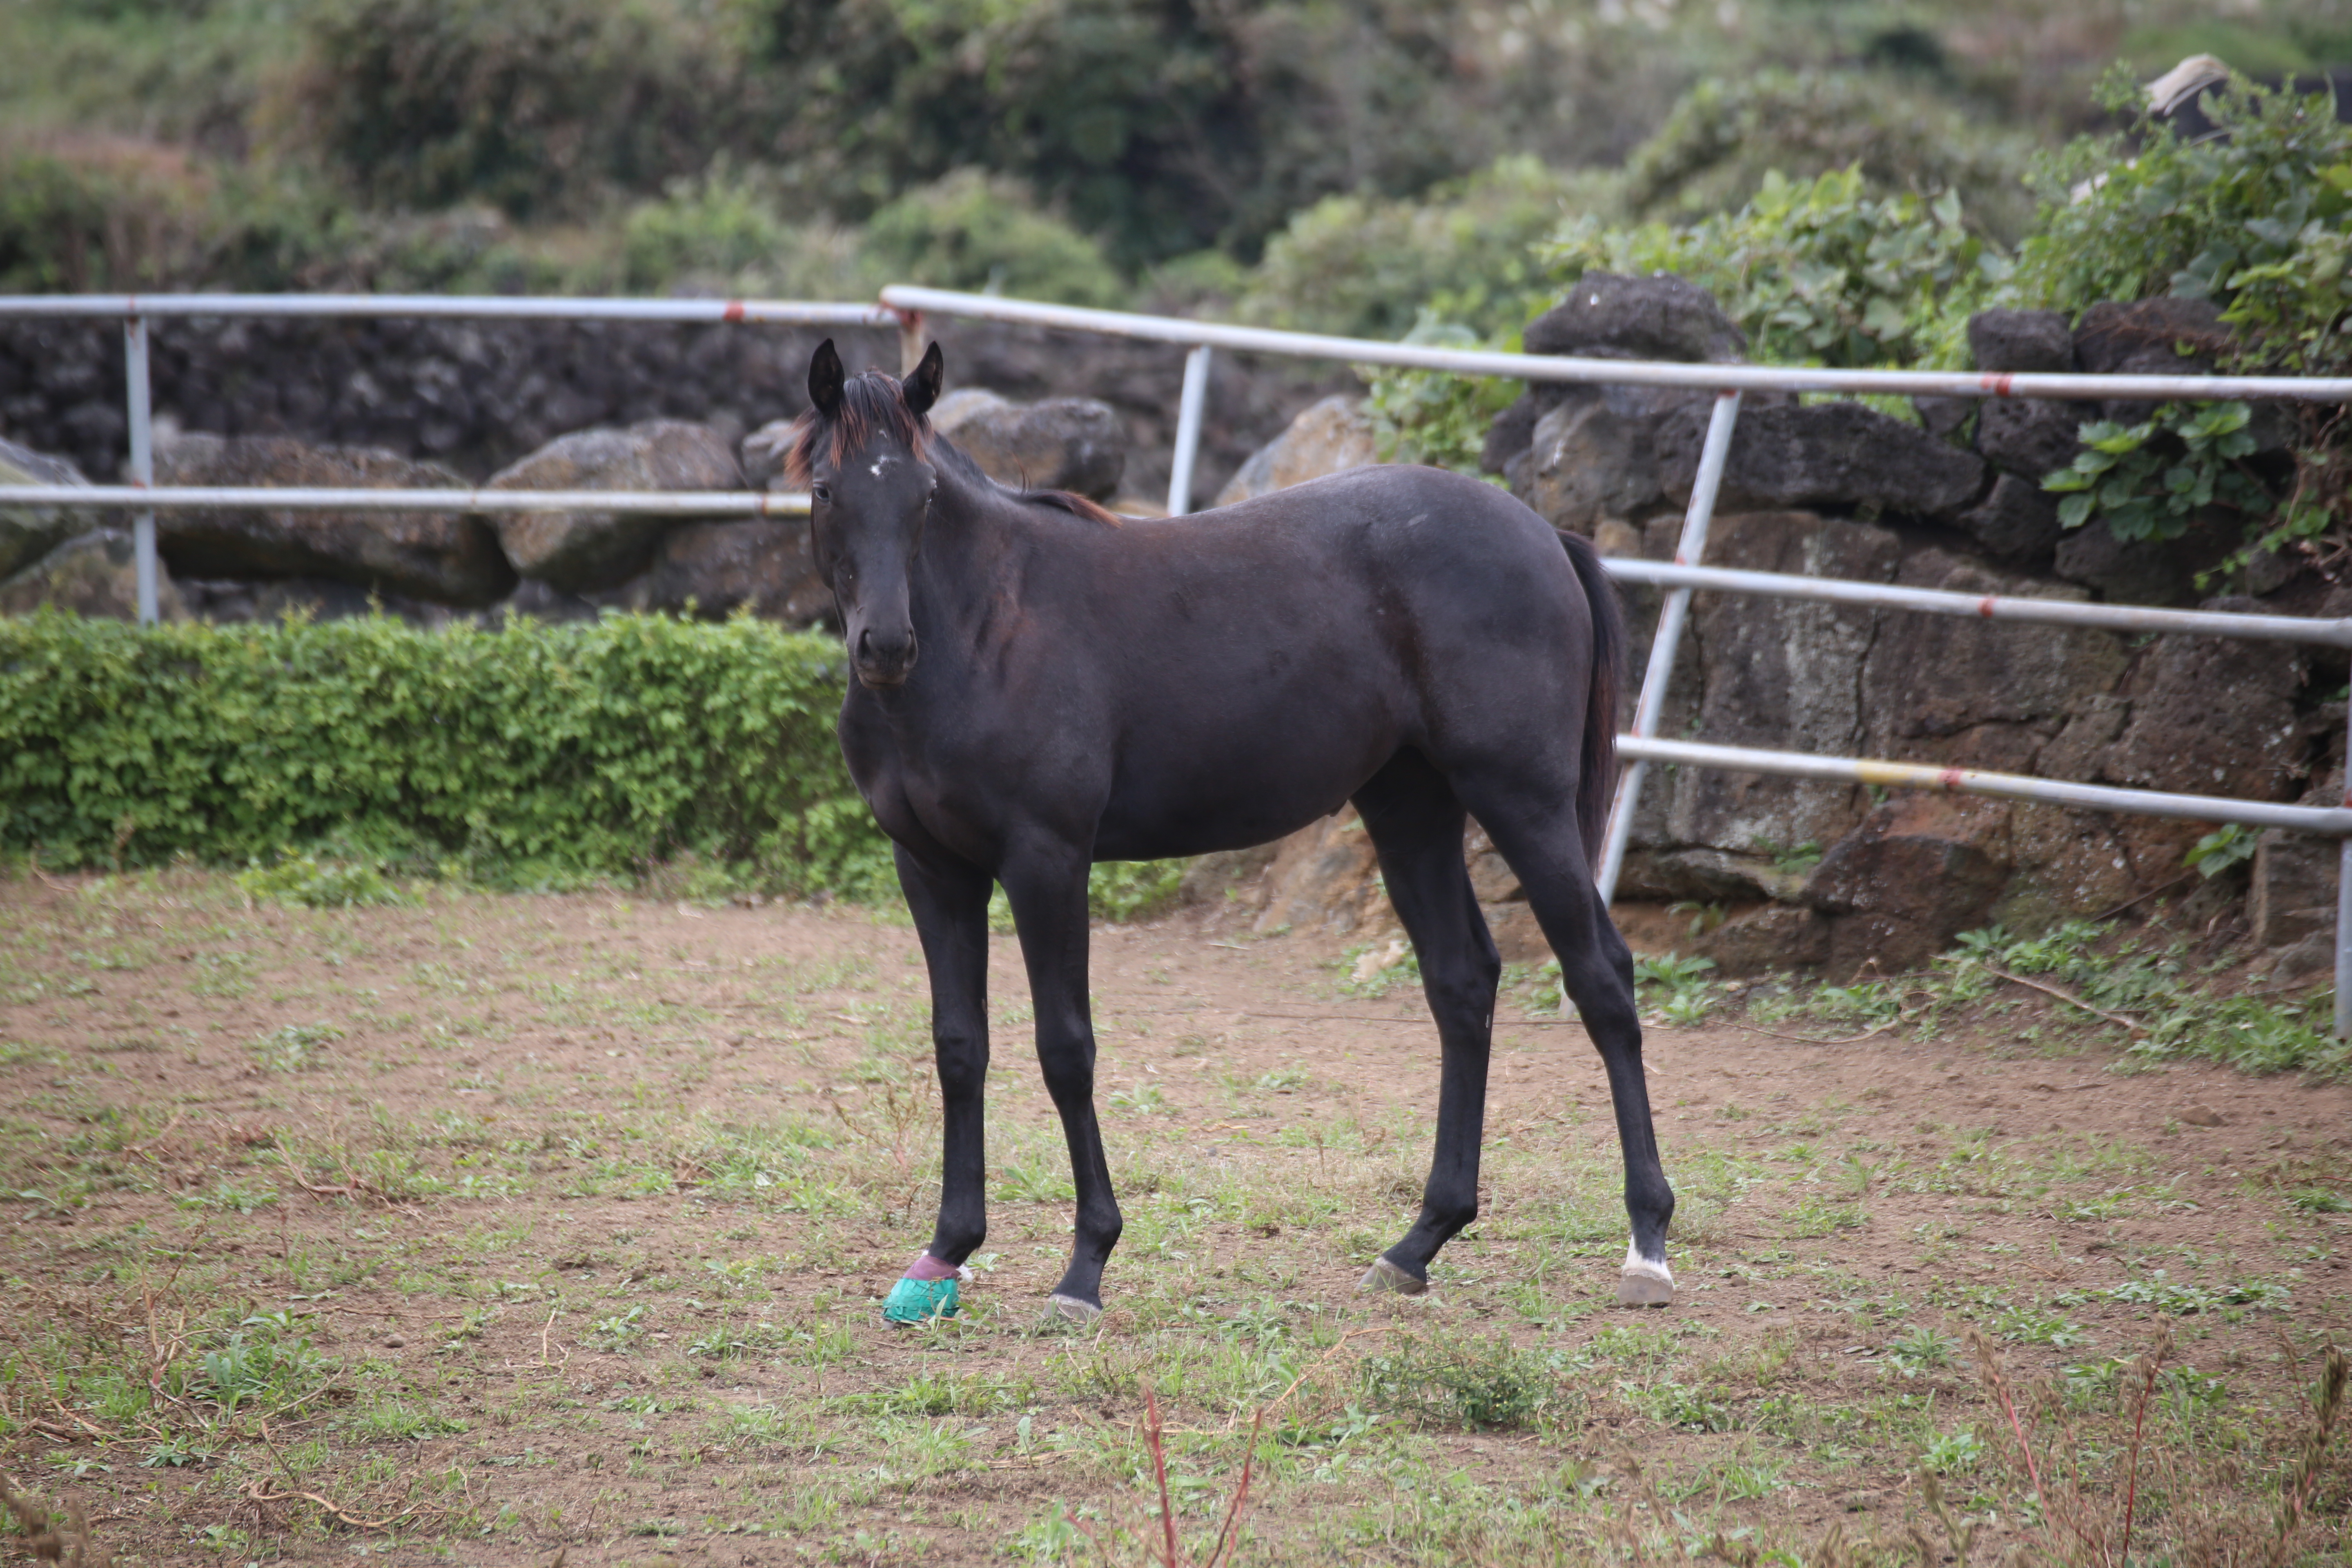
<box><xmin>2</xmin><ymin>871</ymin><xmax>2347</xmax><ymax>1565</ymax></box>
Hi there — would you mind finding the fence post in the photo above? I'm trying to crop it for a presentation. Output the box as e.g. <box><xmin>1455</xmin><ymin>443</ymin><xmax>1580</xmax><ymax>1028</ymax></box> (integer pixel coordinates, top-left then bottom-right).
<box><xmin>2338</xmin><ymin>682</ymin><xmax>2351</xmax><ymax>1040</ymax></box>
<box><xmin>123</xmin><ymin>314</ymin><xmax>157</xmax><ymax>626</ymax></box>
<box><xmin>1167</xmin><ymin>344</ymin><xmax>1212</xmax><ymax>515</ymax></box>
<box><xmin>897</xmin><ymin>309</ymin><xmax>927</xmax><ymax>375</ymax></box>
<box><xmin>1592</xmin><ymin>388</ymin><xmax>1743</xmax><ymax>911</ymax></box>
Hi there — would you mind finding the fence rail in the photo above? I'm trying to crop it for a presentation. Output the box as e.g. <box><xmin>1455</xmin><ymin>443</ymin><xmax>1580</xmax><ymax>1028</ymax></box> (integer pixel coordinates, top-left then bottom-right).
<box><xmin>0</xmin><ymin>294</ymin><xmax>897</xmax><ymax>326</ymax></box>
<box><xmin>0</xmin><ymin>486</ymin><xmax>809</xmax><ymax>516</ymax></box>
<box><xmin>4</xmin><ymin>288</ymin><xmax>2349</xmax><ymax>1035</ymax></box>
<box><xmin>876</xmin><ymin>285</ymin><xmax>2352</xmax><ymax>405</ymax></box>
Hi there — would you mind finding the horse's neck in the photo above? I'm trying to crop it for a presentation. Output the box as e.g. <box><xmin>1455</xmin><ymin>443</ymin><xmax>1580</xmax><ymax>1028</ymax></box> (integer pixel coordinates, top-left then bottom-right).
<box><xmin>910</xmin><ymin>470</ymin><xmax>1026</xmax><ymax>668</ymax></box>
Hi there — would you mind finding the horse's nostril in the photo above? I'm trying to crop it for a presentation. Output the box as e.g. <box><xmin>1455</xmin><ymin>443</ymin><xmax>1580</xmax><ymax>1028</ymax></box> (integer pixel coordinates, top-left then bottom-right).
<box><xmin>856</xmin><ymin>627</ymin><xmax>873</xmax><ymax>658</ymax></box>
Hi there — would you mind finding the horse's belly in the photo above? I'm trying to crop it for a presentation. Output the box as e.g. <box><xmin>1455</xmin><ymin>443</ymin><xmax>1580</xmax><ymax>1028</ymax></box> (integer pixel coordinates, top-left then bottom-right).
<box><xmin>1091</xmin><ymin>696</ymin><xmax>1401</xmax><ymax>860</ymax></box>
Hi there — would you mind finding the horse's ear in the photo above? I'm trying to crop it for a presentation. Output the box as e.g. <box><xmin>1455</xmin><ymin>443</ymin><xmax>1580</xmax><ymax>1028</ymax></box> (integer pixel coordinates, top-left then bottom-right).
<box><xmin>902</xmin><ymin>342</ymin><xmax>944</xmax><ymax>418</ymax></box>
<box><xmin>808</xmin><ymin>339</ymin><xmax>844</xmax><ymax>418</ymax></box>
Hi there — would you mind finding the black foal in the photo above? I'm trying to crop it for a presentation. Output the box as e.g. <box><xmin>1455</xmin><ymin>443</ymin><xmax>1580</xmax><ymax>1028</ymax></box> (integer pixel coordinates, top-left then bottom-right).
<box><xmin>786</xmin><ymin>341</ymin><xmax>1673</xmax><ymax>1321</ymax></box>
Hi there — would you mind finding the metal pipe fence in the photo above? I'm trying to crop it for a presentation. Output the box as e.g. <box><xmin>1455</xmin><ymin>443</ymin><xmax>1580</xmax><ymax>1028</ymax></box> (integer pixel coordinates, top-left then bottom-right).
<box><xmin>4</xmin><ymin>288</ymin><xmax>2350</xmax><ymax>1033</ymax></box>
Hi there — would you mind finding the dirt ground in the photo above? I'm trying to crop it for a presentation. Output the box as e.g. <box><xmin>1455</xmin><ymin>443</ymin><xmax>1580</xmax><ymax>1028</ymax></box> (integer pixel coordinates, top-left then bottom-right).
<box><xmin>2</xmin><ymin>870</ymin><xmax>2348</xmax><ymax>1566</ymax></box>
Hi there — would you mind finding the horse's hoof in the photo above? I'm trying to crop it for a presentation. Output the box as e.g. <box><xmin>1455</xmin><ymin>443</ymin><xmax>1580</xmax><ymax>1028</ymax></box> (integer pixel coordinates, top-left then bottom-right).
<box><xmin>882</xmin><ymin>1276</ymin><xmax>960</xmax><ymax>1324</ymax></box>
<box><xmin>1358</xmin><ymin>1257</ymin><xmax>1428</xmax><ymax>1296</ymax></box>
<box><xmin>1042</xmin><ymin>1293</ymin><xmax>1102</xmax><ymax>1325</ymax></box>
<box><xmin>1617</xmin><ymin>1243</ymin><xmax>1674</xmax><ymax>1308</ymax></box>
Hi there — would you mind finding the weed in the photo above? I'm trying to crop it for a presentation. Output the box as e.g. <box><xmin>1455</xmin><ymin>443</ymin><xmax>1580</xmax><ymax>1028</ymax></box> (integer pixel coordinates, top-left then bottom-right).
<box><xmin>1109</xmin><ymin>1082</ymin><xmax>1173</xmax><ymax>1115</ymax></box>
<box><xmin>1337</xmin><ymin>940</ymin><xmax>1421</xmax><ymax>998</ymax></box>
<box><xmin>2060</xmin><ymin>1272</ymin><xmax>2292</xmax><ymax>1316</ymax></box>
<box><xmin>1919</xmin><ymin>1427</ymin><xmax>1983</xmax><ymax>1473</ymax></box>
<box><xmin>998</xmin><ymin>1160</ymin><xmax>1075</xmax><ymax>1203</ymax></box>
<box><xmin>236</xmin><ymin>853</ymin><xmax>407</xmax><ymax>909</ymax></box>
<box><xmin>1622</xmin><ymin>1379</ymin><xmax>1737</xmax><ymax>1432</ymax></box>
<box><xmin>249</xmin><ymin>1021</ymin><xmax>345</xmax><ymax>1073</ymax></box>
<box><xmin>0</xmin><ymin>1475</ymin><xmax>105</xmax><ymax>1568</ymax></box>
<box><xmin>1362</xmin><ymin>1332</ymin><xmax>1561</xmax><ymax>1430</ymax></box>
<box><xmin>1884</xmin><ymin>1325</ymin><xmax>1957</xmax><ymax>1376</ymax></box>
<box><xmin>590</xmin><ymin>1304</ymin><xmax>648</xmax><ymax>1349</ymax></box>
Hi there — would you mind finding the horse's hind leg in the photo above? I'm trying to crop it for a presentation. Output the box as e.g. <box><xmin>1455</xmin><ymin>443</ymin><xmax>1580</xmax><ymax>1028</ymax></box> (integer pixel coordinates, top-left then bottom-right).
<box><xmin>1457</xmin><ymin>778</ymin><xmax>1675</xmax><ymax>1306</ymax></box>
<box><xmin>1352</xmin><ymin>752</ymin><xmax>1502</xmax><ymax>1294</ymax></box>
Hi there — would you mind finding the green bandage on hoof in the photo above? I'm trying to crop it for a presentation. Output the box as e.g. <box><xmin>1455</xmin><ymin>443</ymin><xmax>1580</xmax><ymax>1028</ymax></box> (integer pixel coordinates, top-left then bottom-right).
<box><xmin>883</xmin><ymin>1276</ymin><xmax>960</xmax><ymax>1324</ymax></box>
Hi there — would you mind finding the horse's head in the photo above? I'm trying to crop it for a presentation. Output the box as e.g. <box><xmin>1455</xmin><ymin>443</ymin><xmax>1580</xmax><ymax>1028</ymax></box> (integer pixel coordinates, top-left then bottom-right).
<box><xmin>792</xmin><ymin>338</ymin><xmax>944</xmax><ymax>688</ymax></box>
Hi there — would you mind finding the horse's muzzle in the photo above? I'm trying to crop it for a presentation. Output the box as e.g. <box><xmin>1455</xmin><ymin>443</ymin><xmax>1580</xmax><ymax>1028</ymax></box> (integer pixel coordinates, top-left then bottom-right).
<box><xmin>854</xmin><ymin>626</ymin><xmax>919</xmax><ymax>687</ymax></box>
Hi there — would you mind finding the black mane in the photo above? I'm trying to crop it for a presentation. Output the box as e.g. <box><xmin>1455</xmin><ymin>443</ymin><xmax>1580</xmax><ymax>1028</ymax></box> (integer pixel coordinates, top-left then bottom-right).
<box><xmin>791</xmin><ymin>370</ymin><xmax>1119</xmax><ymax>525</ymax></box>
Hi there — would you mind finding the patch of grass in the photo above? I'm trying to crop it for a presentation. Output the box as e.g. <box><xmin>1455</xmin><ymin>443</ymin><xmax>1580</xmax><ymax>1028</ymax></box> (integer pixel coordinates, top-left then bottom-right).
<box><xmin>345</xmin><ymin>1399</ymin><xmax>468</xmax><ymax>1442</ymax></box>
<box><xmin>2065</xmin><ymin>1272</ymin><xmax>2294</xmax><ymax>1316</ymax></box>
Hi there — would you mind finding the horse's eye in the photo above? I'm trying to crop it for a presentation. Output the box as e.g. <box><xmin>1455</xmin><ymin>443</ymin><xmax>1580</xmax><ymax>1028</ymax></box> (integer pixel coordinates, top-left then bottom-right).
<box><xmin>812</xmin><ymin>483</ymin><xmax>832</xmax><ymax>505</ymax></box>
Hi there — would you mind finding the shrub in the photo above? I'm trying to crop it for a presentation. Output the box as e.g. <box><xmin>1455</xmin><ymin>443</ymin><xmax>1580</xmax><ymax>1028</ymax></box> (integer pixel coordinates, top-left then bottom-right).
<box><xmin>0</xmin><ymin>611</ymin><xmax>891</xmax><ymax>893</ymax></box>
<box><xmin>743</xmin><ymin>0</ymin><xmax>1508</xmax><ymax>269</ymax></box>
<box><xmin>1544</xmin><ymin>164</ymin><xmax>2005</xmax><ymax>371</ymax></box>
<box><xmin>0</xmin><ymin>140</ymin><xmax>218</xmax><ymax>292</ymax></box>
<box><xmin>234</xmin><ymin>851</ymin><xmax>407</xmax><ymax>909</ymax></box>
<box><xmin>860</xmin><ymin>171</ymin><xmax>1127</xmax><ymax>309</ymax></box>
<box><xmin>621</xmin><ymin>159</ymin><xmax>800</xmax><ymax>293</ymax></box>
<box><xmin>290</xmin><ymin>0</ymin><xmax>746</xmax><ymax>217</ymax></box>
<box><xmin>1617</xmin><ymin>69</ymin><xmax>2036</xmax><ymax>240</ymax></box>
<box><xmin>1242</xmin><ymin>157</ymin><xmax>1577</xmax><ymax>341</ymax></box>
<box><xmin>1086</xmin><ymin>859</ymin><xmax>1185</xmax><ymax>923</ymax></box>
<box><xmin>2006</xmin><ymin>66</ymin><xmax>2352</xmax><ymax>371</ymax></box>
<box><xmin>2002</xmin><ymin>67</ymin><xmax>2352</xmax><ymax>567</ymax></box>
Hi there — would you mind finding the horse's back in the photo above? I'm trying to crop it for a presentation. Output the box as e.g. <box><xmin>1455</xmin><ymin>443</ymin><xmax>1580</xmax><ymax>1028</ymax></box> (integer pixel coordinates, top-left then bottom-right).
<box><xmin>1155</xmin><ymin>463</ymin><xmax>1595</xmax><ymax>682</ymax></box>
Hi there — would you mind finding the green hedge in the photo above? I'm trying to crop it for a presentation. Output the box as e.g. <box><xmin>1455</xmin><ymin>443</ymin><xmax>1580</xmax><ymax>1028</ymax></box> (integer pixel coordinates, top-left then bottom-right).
<box><xmin>0</xmin><ymin>611</ymin><xmax>893</xmax><ymax>891</ymax></box>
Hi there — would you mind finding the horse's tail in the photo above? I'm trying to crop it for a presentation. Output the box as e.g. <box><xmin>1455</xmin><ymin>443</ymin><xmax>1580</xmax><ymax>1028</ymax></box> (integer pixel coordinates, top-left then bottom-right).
<box><xmin>1561</xmin><ymin>530</ymin><xmax>1624</xmax><ymax>876</ymax></box>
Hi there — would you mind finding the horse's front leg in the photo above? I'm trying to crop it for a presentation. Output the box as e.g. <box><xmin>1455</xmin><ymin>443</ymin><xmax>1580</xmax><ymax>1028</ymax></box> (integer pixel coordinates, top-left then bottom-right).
<box><xmin>998</xmin><ymin>840</ymin><xmax>1121</xmax><ymax>1321</ymax></box>
<box><xmin>884</xmin><ymin>844</ymin><xmax>993</xmax><ymax>1324</ymax></box>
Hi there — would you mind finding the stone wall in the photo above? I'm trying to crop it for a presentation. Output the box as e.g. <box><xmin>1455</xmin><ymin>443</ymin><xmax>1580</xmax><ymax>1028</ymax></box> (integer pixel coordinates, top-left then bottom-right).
<box><xmin>0</xmin><ymin>312</ymin><xmax>1342</xmax><ymax>505</ymax></box>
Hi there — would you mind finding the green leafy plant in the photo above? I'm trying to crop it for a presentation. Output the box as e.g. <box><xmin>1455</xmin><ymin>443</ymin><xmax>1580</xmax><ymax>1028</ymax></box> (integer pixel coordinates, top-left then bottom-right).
<box><xmin>1634</xmin><ymin>952</ymin><xmax>1719</xmax><ymax>1025</ymax></box>
<box><xmin>1920</xmin><ymin>1427</ymin><xmax>1984</xmax><ymax>1474</ymax></box>
<box><xmin>1359</xmin><ymin>313</ymin><xmax>1524</xmax><ymax>474</ymax></box>
<box><xmin>1544</xmin><ymin>163</ymin><xmax>2003</xmax><ymax>370</ymax></box>
<box><xmin>2184</xmin><ymin>823</ymin><xmax>2261</xmax><ymax>879</ymax></box>
<box><xmin>294</xmin><ymin>0</ymin><xmax>741</xmax><ymax>218</ymax></box>
<box><xmin>2042</xmin><ymin>401</ymin><xmax>2274</xmax><ymax>543</ymax></box>
<box><xmin>1759</xmin><ymin>839</ymin><xmax>1823</xmax><ymax>878</ymax></box>
<box><xmin>1621</xmin><ymin>1378</ymin><xmax>1737</xmax><ymax>1432</ymax></box>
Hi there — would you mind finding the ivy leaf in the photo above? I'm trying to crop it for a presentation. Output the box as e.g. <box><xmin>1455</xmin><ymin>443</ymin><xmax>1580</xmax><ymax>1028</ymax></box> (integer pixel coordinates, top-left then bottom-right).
<box><xmin>2056</xmin><ymin>492</ymin><xmax>2096</xmax><ymax>530</ymax></box>
<box><xmin>1860</xmin><ymin>296</ymin><xmax>1910</xmax><ymax>338</ymax></box>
